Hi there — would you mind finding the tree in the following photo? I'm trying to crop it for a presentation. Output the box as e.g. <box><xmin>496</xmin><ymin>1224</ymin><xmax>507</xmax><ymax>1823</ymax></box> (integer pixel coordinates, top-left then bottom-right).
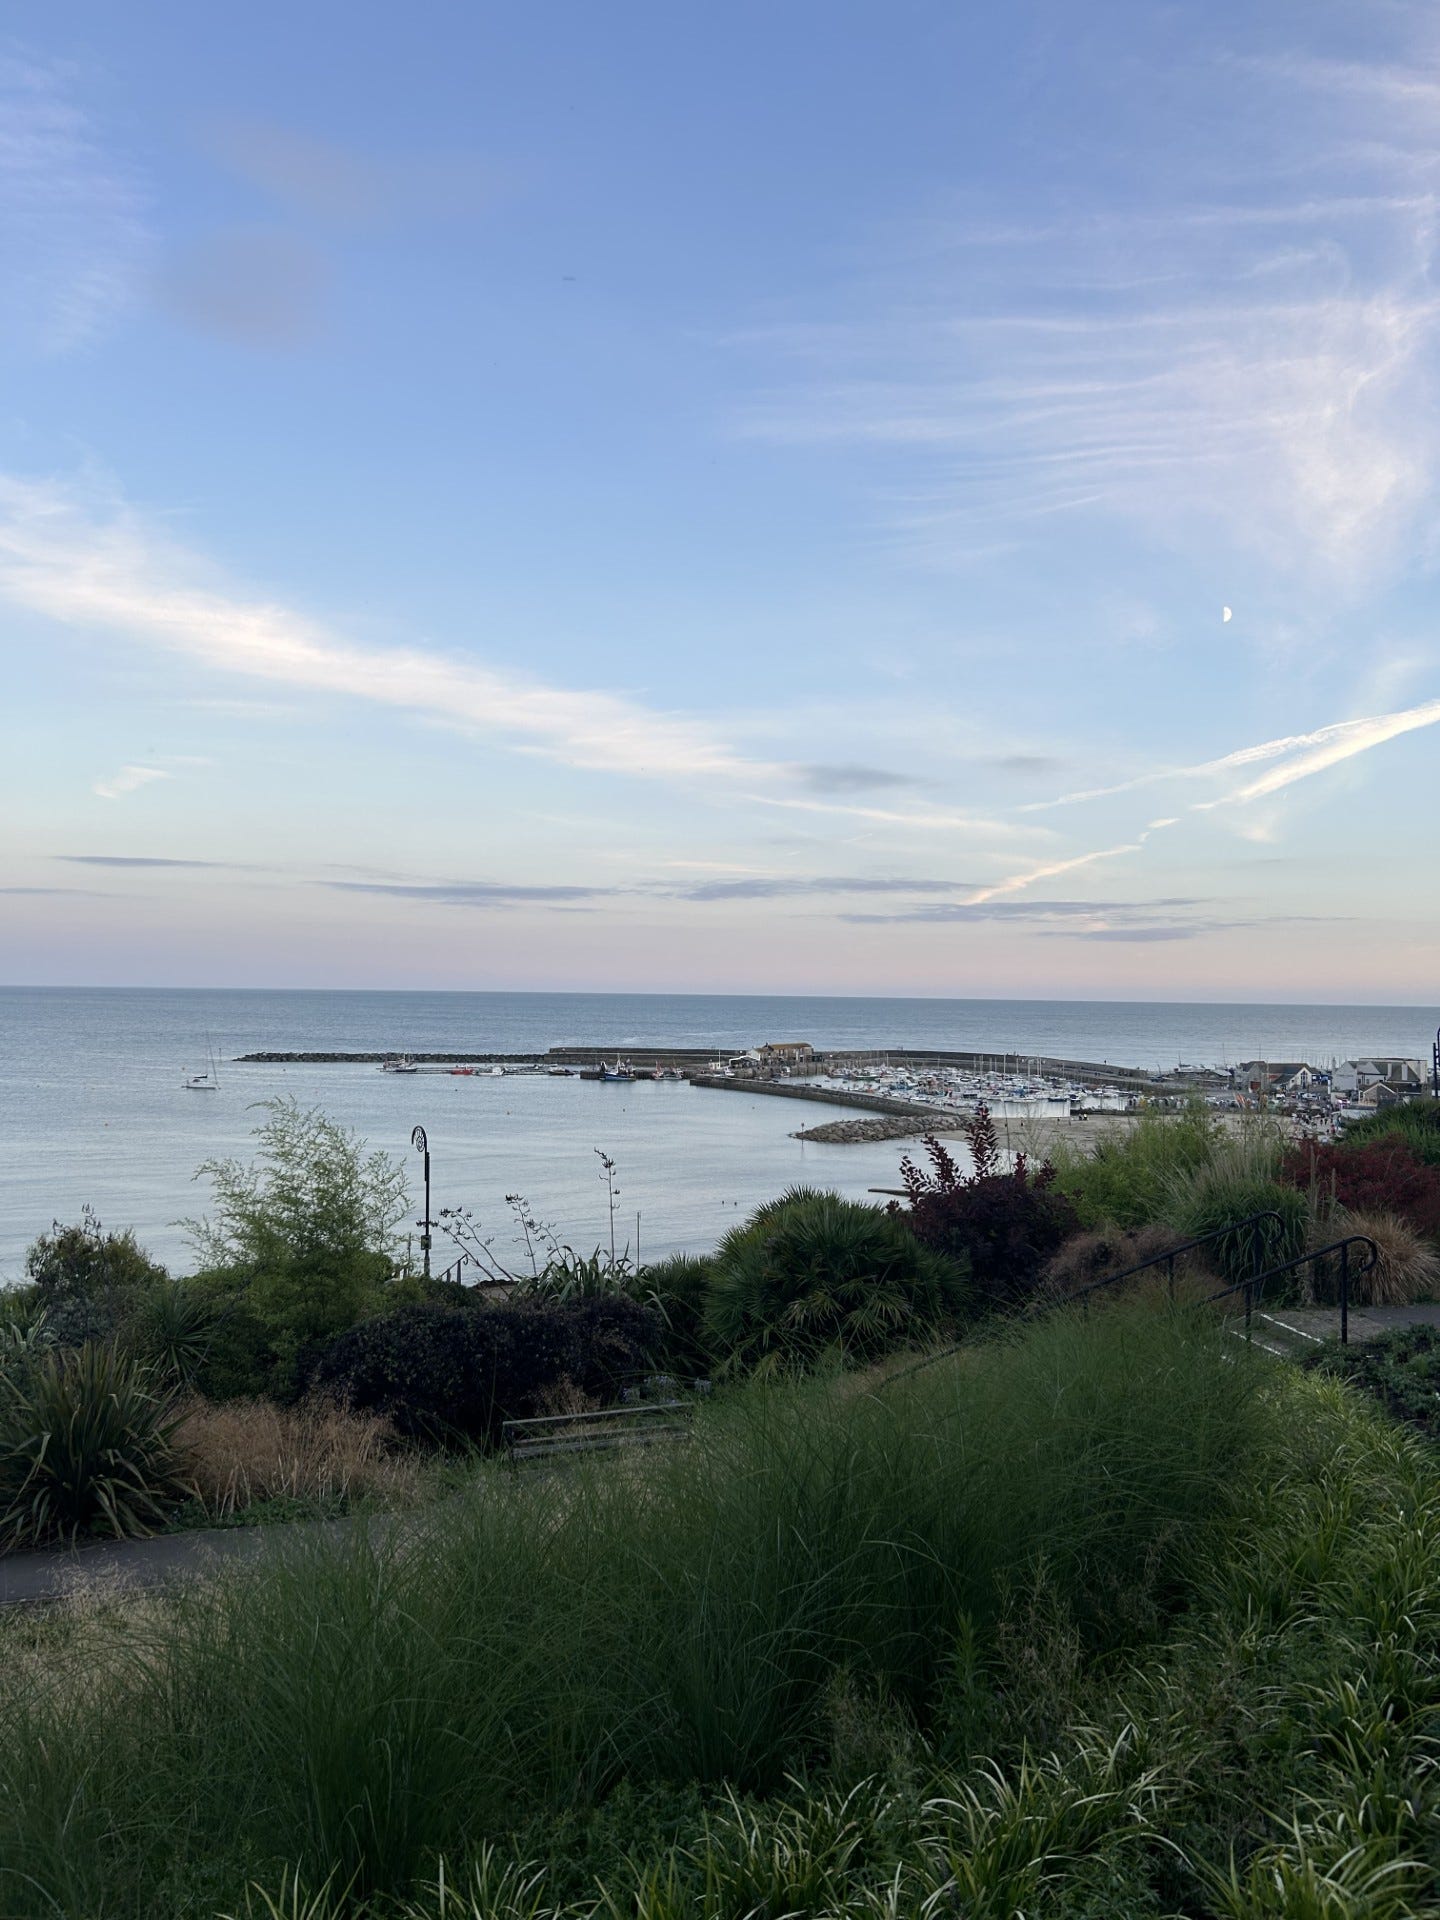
<box><xmin>184</xmin><ymin>1100</ymin><xmax>409</xmax><ymax>1385</ymax></box>
<box><xmin>26</xmin><ymin>1207</ymin><xmax>168</xmax><ymax>1300</ymax></box>
<box><xmin>24</xmin><ymin>1208</ymin><xmax>168</xmax><ymax>1346</ymax></box>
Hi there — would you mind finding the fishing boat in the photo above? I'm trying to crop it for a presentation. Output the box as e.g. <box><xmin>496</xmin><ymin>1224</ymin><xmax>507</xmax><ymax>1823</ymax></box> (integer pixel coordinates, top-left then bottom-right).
<box><xmin>381</xmin><ymin>1055</ymin><xmax>418</xmax><ymax>1074</ymax></box>
<box><xmin>600</xmin><ymin>1059</ymin><xmax>636</xmax><ymax>1082</ymax></box>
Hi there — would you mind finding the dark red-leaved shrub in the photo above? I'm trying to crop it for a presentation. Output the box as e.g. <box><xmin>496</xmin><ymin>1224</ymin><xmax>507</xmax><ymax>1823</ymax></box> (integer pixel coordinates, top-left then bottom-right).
<box><xmin>1281</xmin><ymin>1138</ymin><xmax>1440</xmax><ymax>1243</ymax></box>
<box><xmin>893</xmin><ymin>1107</ymin><xmax>1078</xmax><ymax>1309</ymax></box>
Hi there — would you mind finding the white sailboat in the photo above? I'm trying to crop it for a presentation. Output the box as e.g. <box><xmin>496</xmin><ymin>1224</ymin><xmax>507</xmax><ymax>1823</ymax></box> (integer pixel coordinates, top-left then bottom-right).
<box><xmin>184</xmin><ymin>1037</ymin><xmax>221</xmax><ymax>1091</ymax></box>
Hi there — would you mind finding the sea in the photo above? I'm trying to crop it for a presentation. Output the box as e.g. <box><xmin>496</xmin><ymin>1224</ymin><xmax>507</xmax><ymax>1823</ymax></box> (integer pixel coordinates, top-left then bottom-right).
<box><xmin>2</xmin><ymin>987</ymin><xmax>1436</xmax><ymax>1284</ymax></box>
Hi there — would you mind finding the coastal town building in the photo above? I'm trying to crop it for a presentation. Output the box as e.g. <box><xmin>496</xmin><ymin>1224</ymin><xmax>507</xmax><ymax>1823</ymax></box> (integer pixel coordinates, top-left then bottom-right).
<box><xmin>1333</xmin><ymin>1057</ymin><xmax>1428</xmax><ymax>1099</ymax></box>
<box><xmin>725</xmin><ymin>1041</ymin><xmax>816</xmax><ymax>1078</ymax></box>
<box><xmin>1232</xmin><ymin>1061</ymin><xmax>1318</xmax><ymax>1096</ymax></box>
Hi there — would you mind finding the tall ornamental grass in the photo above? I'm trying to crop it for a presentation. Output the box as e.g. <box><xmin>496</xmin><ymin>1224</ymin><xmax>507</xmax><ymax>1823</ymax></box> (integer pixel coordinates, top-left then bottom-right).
<box><xmin>0</xmin><ymin>1299</ymin><xmax>1273</xmax><ymax>1916</ymax></box>
<box><xmin>1047</xmin><ymin>1101</ymin><xmax>1222</xmax><ymax>1228</ymax></box>
<box><xmin>232</xmin><ymin>1369</ymin><xmax>1440</xmax><ymax>1920</ymax></box>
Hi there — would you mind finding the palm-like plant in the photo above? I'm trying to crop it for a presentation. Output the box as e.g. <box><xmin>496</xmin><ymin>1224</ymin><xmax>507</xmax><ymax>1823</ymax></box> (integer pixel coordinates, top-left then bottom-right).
<box><xmin>0</xmin><ymin>1341</ymin><xmax>188</xmax><ymax>1546</ymax></box>
<box><xmin>707</xmin><ymin>1192</ymin><xmax>968</xmax><ymax>1374</ymax></box>
<box><xmin>127</xmin><ymin>1280</ymin><xmax>221</xmax><ymax>1387</ymax></box>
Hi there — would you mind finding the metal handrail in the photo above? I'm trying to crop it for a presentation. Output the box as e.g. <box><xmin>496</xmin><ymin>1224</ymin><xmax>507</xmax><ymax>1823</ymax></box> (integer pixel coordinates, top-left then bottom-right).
<box><xmin>878</xmin><ymin>1209</ymin><xmax>1286</xmax><ymax>1391</ymax></box>
<box><xmin>1065</xmin><ymin>1209</ymin><xmax>1284</xmax><ymax>1304</ymax></box>
<box><xmin>880</xmin><ymin>1216</ymin><xmax>1376</xmax><ymax>1395</ymax></box>
<box><xmin>1201</xmin><ymin>1233</ymin><xmax>1378</xmax><ymax>1347</ymax></box>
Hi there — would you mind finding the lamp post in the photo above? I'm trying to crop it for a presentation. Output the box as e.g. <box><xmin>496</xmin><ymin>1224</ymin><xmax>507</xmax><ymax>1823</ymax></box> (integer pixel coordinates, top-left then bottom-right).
<box><xmin>1432</xmin><ymin>1026</ymin><xmax>1440</xmax><ymax>1102</ymax></box>
<box><xmin>412</xmin><ymin>1125</ymin><xmax>432</xmax><ymax>1279</ymax></box>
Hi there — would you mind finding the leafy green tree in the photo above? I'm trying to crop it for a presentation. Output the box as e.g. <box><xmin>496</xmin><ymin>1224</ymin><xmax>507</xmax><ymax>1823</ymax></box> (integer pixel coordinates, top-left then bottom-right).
<box><xmin>23</xmin><ymin>1208</ymin><xmax>168</xmax><ymax>1346</ymax></box>
<box><xmin>26</xmin><ymin>1206</ymin><xmax>168</xmax><ymax>1300</ymax></box>
<box><xmin>184</xmin><ymin>1100</ymin><xmax>409</xmax><ymax>1389</ymax></box>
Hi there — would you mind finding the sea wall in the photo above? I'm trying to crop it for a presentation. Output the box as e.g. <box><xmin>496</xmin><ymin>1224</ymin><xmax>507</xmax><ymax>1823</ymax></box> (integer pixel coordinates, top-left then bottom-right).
<box><xmin>686</xmin><ymin>1076</ymin><xmax>937</xmax><ymax>1118</ymax></box>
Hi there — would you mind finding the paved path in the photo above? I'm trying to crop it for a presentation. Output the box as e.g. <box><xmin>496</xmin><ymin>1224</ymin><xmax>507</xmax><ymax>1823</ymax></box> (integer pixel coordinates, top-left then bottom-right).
<box><xmin>7</xmin><ymin>1304</ymin><xmax>1439</xmax><ymax>1608</ymax></box>
<box><xmin>1246</xmin><ymin>1301</ymin><xmax>1440</xmax><ymax>1359</ymax></box>
<box><xmin>0</xmin><ymin>1516</ymin><xmax>354</xmax><ymax>1609</ymax></box>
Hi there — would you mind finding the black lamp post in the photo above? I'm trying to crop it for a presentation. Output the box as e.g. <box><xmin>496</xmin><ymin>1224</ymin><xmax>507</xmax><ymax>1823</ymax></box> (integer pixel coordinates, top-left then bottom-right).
<box><xmin>412</xmin><ymin>1125</ymin><xmax>432</xmax><ymax>1279</ymax></box>
<box><xmin>1432</xmin><ymin>1026</ymin><xmax>1440</xmax><ymax>1102</ymax></box>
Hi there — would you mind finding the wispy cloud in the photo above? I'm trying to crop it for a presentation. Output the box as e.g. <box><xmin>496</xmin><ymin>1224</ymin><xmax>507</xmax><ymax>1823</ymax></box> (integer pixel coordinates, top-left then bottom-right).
<box><xmin>59</xmin><ymin>854</ymin><xmax>235</xmax><ymax>869</ymax></box>
<box><xmin>0</xmin><ymin>54</ymin><xmax>149</xmax><ymax>351</ymax></box>
<box><xmin>681</xmin><ymin>873</ymin><xmax>969</xmax><ymax>902</ymax></box>
<box><xmin>960</xmin><ymin>834</ymin><xmax>1162</xmax><ymax>906</ymax></box>
<box><xmin>841</xmin><ymin>894</ymin><xmax>1201</xmax><ymax>926</ymax></box>
<box><xmin>92</xmin><ymin>764</ymin><xmax>170</xmax><ymax>801</ymax></box>
<box><xmin>325</xmin><ymin>880</ymin><xmax>609</xmax><ymax>906</ymax></box>
<box><xmin>978</xmin><ymin>690</ymin><xmax>1440</xmax><ymax>911</ymax></box>
<box><xmin>736</xmin><ymin>46</ymin><xmax>1440</xmax><ymax>580</ymax></box>
<box><xmin>0</xmin><ymin>475</ymin><xmax>768</xmax><ymax>783</ymax></box>
<box><xmin>790</xmin><ymin>762</ymin><xmax>920</xmax><ymax>794</ymax></box>
<box><xmin>751</xmin><ymin>792</ymin><xmax>1041</xmax><ymax>838</ymax></box>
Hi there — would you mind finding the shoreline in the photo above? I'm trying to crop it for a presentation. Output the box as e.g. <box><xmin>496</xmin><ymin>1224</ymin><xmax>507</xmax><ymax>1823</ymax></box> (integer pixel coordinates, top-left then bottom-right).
<box><xmin>794</xmin><ymin>1108</ymin><xmax>1289</xmax><ymax>1150</ymax></box>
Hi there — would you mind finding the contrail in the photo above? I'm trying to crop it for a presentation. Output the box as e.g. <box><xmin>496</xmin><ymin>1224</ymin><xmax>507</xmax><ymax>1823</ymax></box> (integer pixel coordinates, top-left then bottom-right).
<box><xmin>963</xmin><ymin>825</ymin><xmax>1172</xmax><ymax>904</ymax></box>
<box><xmin>1195</xmin><ymin>698</ymin><xmax>1440</xmax><ymax>806</ymax></box>
<box><xmin>1022</xmin><ymin>696</ymin><xmax>1440</xmax><ymax>812</ymax></box>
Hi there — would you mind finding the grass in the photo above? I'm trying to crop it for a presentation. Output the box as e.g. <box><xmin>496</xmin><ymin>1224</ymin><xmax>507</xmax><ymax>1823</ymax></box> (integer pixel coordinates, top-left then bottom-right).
<box><xmin>1046</xmin><ymin>1100</ymin><xmax>1225</xmax><ymax>1229</ymax></box>
<box><xmin>1324</xmin><ymin>1208</ymin><xmax>1440</xmax><ymax>1305</ymax></box>
<box><xmin>0</xmin><ymin>1298</ymin><xmax>1272</xmax><ymax>1916</ymax></box>
<box><xmin>173</xmin><ymin>1395</ymin><xmax>424</xmax><ymax>1522</ymax></box>
<box><xmin>230</xmin><ymin>1370</ymin><xmax>1440</xmax><ymax>1920</ymax></box>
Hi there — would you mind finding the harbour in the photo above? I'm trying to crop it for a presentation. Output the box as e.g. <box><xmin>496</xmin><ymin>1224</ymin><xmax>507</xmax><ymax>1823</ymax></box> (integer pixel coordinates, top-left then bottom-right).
<box><xmin>4</xmin><ymin>987</ymin><xmax>1437</xmax><ymax>1280</ymax></box>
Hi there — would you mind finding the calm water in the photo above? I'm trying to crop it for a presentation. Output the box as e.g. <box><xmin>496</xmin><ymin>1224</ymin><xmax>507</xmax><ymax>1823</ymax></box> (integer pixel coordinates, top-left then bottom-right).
<box><xmin>2</xmin><ymin>988</ymin><xmax>1435</xmax><ymax>1281</ymax></box>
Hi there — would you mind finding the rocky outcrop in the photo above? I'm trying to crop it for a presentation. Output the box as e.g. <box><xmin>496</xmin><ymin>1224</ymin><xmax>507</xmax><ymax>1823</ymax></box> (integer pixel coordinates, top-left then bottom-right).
<box><xmin>792</xmin><ymin>1115</ymin><xmax>967</xmax><ymax>1144</ymax></box>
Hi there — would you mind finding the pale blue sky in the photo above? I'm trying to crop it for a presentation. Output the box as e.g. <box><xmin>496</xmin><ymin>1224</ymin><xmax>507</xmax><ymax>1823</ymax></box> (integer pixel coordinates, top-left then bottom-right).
<box><xmin>2</xmin><ymin>1</ymin><xmax>1438</xmax><ymax>999</ymax></box>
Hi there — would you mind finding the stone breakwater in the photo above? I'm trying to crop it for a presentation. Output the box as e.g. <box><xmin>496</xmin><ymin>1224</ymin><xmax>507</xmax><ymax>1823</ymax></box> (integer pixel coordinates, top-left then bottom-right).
<box><xmin>793</xmin><ymin>1114</ymin><xmax>968</xmax><ymax>1144</ymax></box>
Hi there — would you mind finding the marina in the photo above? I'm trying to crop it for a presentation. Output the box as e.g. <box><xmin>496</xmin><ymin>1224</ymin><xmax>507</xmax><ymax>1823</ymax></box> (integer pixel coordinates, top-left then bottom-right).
<box><xmin>4</xmin><ymin>987</ymin><xmax>1437</xmax><ymax>1280</ymax></box>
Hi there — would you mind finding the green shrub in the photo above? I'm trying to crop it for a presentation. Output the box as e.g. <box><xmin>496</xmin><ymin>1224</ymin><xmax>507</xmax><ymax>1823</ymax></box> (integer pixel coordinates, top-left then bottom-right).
<box><xmin>1307</xmin><ymin>1321</ymin><xmax>1440</xmax><ymax>1435</ymax></box>
<box><xmin>21</xmin><ymin>1209</ymin><xmax>170</xmax><ymax>1351</ymax></box>
<box><xmin>0</xmin><ymin>1341</ymin><xmax>187</xmax><ymax>1546</ymax></box>
<box><xmin>308</xmin><ymin>1295</ymin><xmax>661</xmax><ymax>1444</ymax></box>
<box><xmin>24</xmin><ymin>1207</ymin><xmax>168</xmax><ymax>1302</ymax></box>
<box><xmin>706</xmin><ymin>1191</ymin><xmax>968</xmax><ymax>1374</ymax></box>
<box><xmin>635</xmin><ymin>1253</ymin><xmax>717</xmax><ymax>1377</ymax></box>
<box><xmin>1049</xmin><ymin>1102</ymin><xmax>1223</xmax><ymax>1228</ymax></box>
<box><xmin>1340</xmin><ymin>1099</ymin><xmax>1440</xmax><ymax>1166</ymax></box>
<box><xmin>184</xmin><ymin>1275</ymin><xmax>279</xmax><ymax>1401</ymax></box>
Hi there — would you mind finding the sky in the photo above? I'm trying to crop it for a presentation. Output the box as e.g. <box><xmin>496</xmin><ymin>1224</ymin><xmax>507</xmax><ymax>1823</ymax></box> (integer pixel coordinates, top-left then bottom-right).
<box><xmin>2</xmin><ymin>0</ymin><xmax>1439</xmax><ymax>1002</ymax></box>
